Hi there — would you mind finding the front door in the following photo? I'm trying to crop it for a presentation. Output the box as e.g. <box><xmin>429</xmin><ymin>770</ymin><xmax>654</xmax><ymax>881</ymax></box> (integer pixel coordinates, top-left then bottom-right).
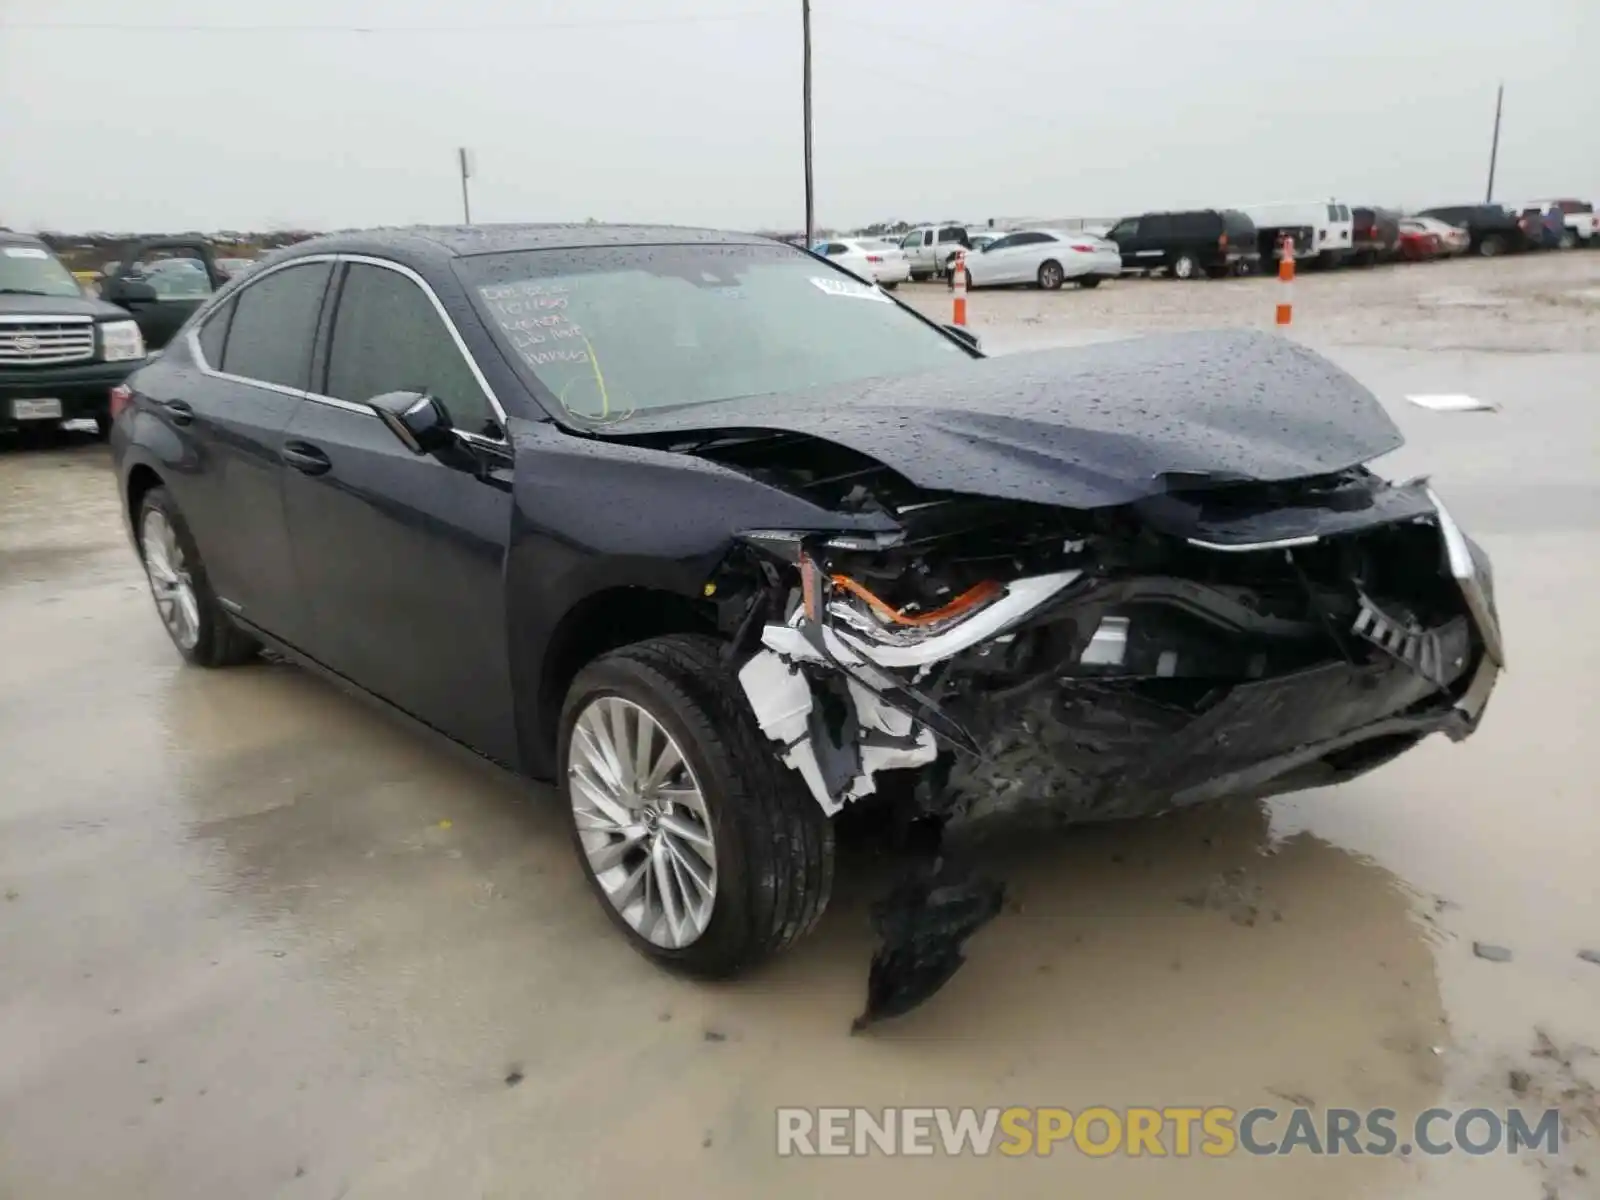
<box><xmin>280</xmin><ymin>259</ymin><xmax>518</xmax><ymax>764</ymax></box>
<box><xmin>102</xmin><ymin>238</ymin><xmax>226</xmax><ymax>350</ymax></box>
<box><xmin>1107</xmin><ymin>218</ymin><xmax>1143</xmax><ymax>269</ymax></box>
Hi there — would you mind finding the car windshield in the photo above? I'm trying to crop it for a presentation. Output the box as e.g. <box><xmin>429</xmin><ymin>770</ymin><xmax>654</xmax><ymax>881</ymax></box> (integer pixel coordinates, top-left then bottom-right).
<box><xmin>459</xmin><ymin>242</ymin><xmax>970</xmax><ymax>424</ymax></box>
<box><xmin>0</xmin><ymin>243</ymin><xmax>82</xmax><ymax>297</ymax></box>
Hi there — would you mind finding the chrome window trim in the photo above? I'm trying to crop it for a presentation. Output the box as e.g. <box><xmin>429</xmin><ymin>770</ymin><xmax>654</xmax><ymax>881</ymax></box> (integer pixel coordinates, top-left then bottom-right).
<box><xmin>0</xmin><ymin>313</ymin><xmax>95</xmax><ymax>325</ymax></box>
<box><xmin>182</xmin><ymin>251</ymin><xmax>511</xmax><ymax>448</ymax></box>
<box><xmin>188</xmin><ymin>253</ymin><xmax>340</xmax><ymax>396</ymax></box>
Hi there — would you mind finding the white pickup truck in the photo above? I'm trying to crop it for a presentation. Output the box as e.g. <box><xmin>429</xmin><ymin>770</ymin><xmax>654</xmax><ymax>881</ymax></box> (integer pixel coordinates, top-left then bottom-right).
<box><xmin>894</xmin><ymin>224</ymin><xmax>977</xmax><ymax>280</ymax></box>
<box><xmin>1515</xmin><ymin>199</ymin><xmax>1597</xmax><ymax>248</ymax></box>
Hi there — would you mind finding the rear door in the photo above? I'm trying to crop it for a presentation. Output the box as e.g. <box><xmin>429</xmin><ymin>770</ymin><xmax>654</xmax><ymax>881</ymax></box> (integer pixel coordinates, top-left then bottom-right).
<box><xmin>280</xmin><ymin>257</ymin><xmax>518</xmax><ymax>763</ymax></box>
<box><xmin>161</xmin><ymin>257</ymin><xmax>334</xmax><ymax>647</ymax></box>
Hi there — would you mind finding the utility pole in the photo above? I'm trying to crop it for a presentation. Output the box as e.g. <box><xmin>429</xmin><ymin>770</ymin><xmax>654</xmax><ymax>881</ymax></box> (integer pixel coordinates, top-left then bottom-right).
<box><xmin>1484</xmin><ymin>83</ymin><xmax>1503</xmax><ymax>203</ymax></box>
<box><xmin>802</xmin><ymin>0</ymin><xmax>814</xmax><ymax>246</ymax></box>
<box><xmin>458</xmin><ymin>147</ymin><xmax>474</xmax><ymax>225</ymax></box>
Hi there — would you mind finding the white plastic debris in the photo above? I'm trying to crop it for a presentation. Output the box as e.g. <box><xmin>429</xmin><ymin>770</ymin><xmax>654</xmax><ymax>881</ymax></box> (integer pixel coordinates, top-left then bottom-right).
<box><xmin>1404</xmin><ymin>394</ymin><xmax>1498</xmax><ymax>413</ymax></box>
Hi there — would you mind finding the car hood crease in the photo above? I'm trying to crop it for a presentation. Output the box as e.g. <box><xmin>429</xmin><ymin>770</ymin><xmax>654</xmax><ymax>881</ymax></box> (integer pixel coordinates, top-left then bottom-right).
<box><xmin>601</xmin><ymin>329</ymin><xmax>1404</xmax><ymax>510</ymax></box>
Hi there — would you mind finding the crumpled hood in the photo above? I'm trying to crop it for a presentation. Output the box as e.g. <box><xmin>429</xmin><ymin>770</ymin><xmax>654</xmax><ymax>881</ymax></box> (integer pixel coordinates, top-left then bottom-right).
<box><xmin>605</xmin><ymin>329</ymin><xmax>1404</xmax><ymax>509</ymax></box>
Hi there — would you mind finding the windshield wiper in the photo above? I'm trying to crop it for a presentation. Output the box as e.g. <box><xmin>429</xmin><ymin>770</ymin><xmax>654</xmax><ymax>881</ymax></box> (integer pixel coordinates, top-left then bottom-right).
<box><xmin>0</xmin><ymin>288</ymin><xmax>62</xmax><ymax>296</ymax></box>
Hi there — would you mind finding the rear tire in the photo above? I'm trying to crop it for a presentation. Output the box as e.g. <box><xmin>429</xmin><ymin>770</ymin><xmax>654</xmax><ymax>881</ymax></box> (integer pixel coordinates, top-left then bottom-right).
<box><xmin>559</xmin><ymin>634</ymin><xmax>834</xmax><ymax>978</ymax></box>
<box><xmin>1478</xmin><ymin>235</ymin><xmax>1505</xmax><ymax>257</ymax></box>
<box><xmin>1078</xmin><ymin>276</ymin><xmax>1103</xmax><ymax>289</ymax></box>
<box><xmin>1558</xmin><ymin>230</ymin><xmax>1577</xmax><ymax>250</ymax></box>
<box><xmin>1037</xmin><ymin>260</ymin><xmax>1065</xmax><ymax>290</ymax></box>
<box><xmin>880</xmin><ymin>280</ymin><xmax>899</xmax><ymax>291</ymax></box>
<box><xmin>135</xmin><ymin>486</ymin><xmax>259</xmax><ymax>667</ymax></box>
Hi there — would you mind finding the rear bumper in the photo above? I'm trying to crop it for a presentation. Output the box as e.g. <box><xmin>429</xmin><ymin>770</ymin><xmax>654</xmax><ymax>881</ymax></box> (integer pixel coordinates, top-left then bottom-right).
<box><xmin>874</xmin><ymin>261</ymin><xmax>912</xmax><ymax>285</ymax></box>
<box><xmin>1065</xmin><ymin>251</ymin><xmax>1124</xmax><ymax>277</ymax></box>
<box><xmin>0</xmin><ymin>359</ymin><xmax>141</xmax><ymax>428</ymax></box>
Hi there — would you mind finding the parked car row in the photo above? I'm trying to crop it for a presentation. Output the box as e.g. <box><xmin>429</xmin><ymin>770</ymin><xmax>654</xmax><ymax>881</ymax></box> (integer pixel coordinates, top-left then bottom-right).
<box><xmin>834</xmin><ymin>195</ymin><xmax>1595</xmax><ymax>291</ymax></box>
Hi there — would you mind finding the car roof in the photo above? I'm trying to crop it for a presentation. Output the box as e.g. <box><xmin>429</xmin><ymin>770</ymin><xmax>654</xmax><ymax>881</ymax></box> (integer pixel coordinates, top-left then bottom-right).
<box><xmin>277</xmin><ymin>223</ymin><xmax>775</xmax><ymax>264</ymax></box>
<box><xmin>0</xmin><ymin>230</ymin><xmax>49</xmax><ymax>249</ymax></box>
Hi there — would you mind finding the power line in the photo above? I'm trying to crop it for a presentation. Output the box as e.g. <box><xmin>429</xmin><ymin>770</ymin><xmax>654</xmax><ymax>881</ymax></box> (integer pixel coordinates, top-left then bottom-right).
<box><xmin>0</xmin><ymin>12</ymin><xmax>775</xmax><ymax>34</ymax></box>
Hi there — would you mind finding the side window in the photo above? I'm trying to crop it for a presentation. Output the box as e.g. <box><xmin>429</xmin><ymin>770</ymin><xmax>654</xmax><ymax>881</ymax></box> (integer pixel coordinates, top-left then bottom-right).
<box><xmin>326</xmin><ymin>263</ymin><xmax>496</xmax><ymax>438</ymax></box>
<box><xmin>220</xmin><ymin>261</ymin><xmax>332</xmax><ymax>390</ymax></box>
<box><xmin>937</xmin><ymin>227</ymin><xmax>963</xmax><ymax>243</ymax></box>
<box><xmin>1109</xmin><ymin>219</ymin><xmax>1139</xmax><ymax>239</ymax></box>
<box><xmin>985</xmin><ymin>234</ymin><xmax>1017</xmax><ymax>252</ymax></box>
<box><xmin>196</xmin><ymin>296</ymin><xmax>235</xmax><ymax>367</ymax></box>
<box><xmin>899</xmin><ymin>231</ymin><xmax>921</xmax><ymax>250</ymax></box>
<box><xmin>1141</xmin><ymin>214</ymin><xmax>1172</xmax><ymax>240</ymax></box>
<box><xmin>824</xmin><ymin>243</ymin><xmax>850</xmax><ymax>256</ymax></box>
<box><xmin>923</xmin><ymin>231</ymin><xmax>934</xmax><ymax>246</ymax></box>
<box><xmin>1170</xmin><ymin>213</ymin><xmax>1204</xmax><ymax>237</ymax></box>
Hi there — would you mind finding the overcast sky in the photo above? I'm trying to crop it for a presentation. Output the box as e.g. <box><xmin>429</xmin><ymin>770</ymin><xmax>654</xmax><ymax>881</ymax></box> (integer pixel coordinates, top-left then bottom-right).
<box><xmin>1</xmin><ymin>0</ymin><xmax>1595</xmax><ymax>233</ymax></box>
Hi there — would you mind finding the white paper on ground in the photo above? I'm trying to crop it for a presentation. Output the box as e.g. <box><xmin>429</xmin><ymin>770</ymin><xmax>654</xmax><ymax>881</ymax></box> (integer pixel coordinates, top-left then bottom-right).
<box><xmin>1404</xmin><ymin>393</ymin><xmax>1499</xmax><ymax>412</ymax></box>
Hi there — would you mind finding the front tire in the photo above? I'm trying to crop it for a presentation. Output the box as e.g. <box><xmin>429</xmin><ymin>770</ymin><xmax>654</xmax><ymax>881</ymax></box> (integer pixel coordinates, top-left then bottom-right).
<box><xmin>559</xmin><ymin>635</ymin><xmax>834</xmax><ymax>978</ymax></box>
<box><xmin>1078</xmin><ymin>276</ymin><xmax>1103</xmax><ymax>289</ymax></box>
<box><xmin>1478</xmin><ymin>235</ymin><xmax>1505</xmax><ymax>257</ymax></box>
<box><xmin>136</xmin><ymin>486</ymin><xmax>259</xmax><ymax>667</ymax></box>
<box><xmin>1170</xmin><ymin>254</ymin><xmax>1199</xmax><ymax>280</ymax></box>
<box><xmin>1037</xmin><ymin>259</ymin><xmax>1065</xmax><ymax>290</ymax></box>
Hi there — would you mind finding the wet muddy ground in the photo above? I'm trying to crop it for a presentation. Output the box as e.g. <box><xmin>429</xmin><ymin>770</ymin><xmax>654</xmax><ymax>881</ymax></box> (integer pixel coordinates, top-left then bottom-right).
<box><xmin>3</xmin><ymin>252</ymin><xmax>1598</xmax><ymax>1198</ymax></box>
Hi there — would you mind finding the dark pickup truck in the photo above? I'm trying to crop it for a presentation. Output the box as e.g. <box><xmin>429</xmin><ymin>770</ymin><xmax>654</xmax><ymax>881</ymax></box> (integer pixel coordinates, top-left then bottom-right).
<box><xmin>1415</xmin><ymin>205</ymin><xmax>1535</xmax><ymax>257</ymax></box>
<box><xmin>1</xmin><ymin>233</ymin><xmax>226</xmax><ymax>435</ymax></box>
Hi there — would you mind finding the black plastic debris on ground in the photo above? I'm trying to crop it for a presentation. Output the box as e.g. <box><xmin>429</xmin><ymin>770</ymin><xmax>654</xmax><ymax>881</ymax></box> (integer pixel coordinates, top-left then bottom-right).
<box><xmin>853</xmin><ymin>859</ymin><xmax>1005</xmax><ymax>1033</ymax></box>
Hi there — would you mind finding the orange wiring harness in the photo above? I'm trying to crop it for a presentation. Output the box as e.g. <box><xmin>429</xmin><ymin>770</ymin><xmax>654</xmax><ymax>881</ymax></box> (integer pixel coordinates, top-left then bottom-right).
<box><xmin>829</xmin><ymin>574</ymin><xmax>1002</xmax><ymax>627</ymax></box>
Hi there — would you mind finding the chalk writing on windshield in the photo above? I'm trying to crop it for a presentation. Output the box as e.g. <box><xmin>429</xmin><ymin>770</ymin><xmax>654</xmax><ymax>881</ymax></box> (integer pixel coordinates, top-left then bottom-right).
<box><xmin>480</xmin><ymin>281</ymin><xmax>592</xmax><ymax>371</ymax></box>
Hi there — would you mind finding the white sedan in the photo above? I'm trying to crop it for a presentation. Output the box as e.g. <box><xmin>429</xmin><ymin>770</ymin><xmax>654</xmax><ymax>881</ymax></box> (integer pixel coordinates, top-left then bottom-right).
<box><xmin>962</xmin><ymin>229</ymin><xmax>1122</xmax><ymax>290</ymax></box>
<box><xmin>812</xmin><ymin>238</ymin><xmax>912</xmax><ymax>289</ymax></box>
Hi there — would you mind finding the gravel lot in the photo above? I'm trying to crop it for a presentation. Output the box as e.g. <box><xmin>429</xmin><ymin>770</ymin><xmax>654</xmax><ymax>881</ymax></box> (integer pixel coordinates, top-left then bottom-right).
<box><xmin>3</xmin><ymin>251</ymin><xmax>1598</xmax><ymax>1200</ymax></box>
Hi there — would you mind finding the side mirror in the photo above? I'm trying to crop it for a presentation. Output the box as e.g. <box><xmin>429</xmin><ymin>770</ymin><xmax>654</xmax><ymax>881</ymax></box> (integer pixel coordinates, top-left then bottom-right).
<box><xmin>104</xmin><ymin>277</ymin><xmax>157</xmax><ymax>305</ymax></box>
<box><xmin>943</xmin><ymin>324</ymin><xmax>981</xmax><ymax>352</ymax></box>
<box><xmin>367</xmin><ymin>390</ymin><xmax>454</xmax><ymax>455</ymax></box>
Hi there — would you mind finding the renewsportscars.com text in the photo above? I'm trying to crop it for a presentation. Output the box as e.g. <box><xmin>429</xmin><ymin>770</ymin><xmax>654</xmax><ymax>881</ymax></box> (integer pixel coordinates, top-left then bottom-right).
<box><xmin>775</xmin><ymin>1105</ymin><xmax>1565</xmax><ymax>1158</ymax></box>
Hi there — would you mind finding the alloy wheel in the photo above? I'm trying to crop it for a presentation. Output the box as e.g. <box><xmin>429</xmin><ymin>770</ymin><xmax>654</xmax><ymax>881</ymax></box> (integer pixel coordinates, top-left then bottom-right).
<box><xmin>568</xmin><ymin>696</ymin><xmax>718</xmax><ymax>949</ymax></box>
<box><xmin>1040</xmin><ymin>262</ymin><xmax>1063</xmax><ymax>289</ymax></box>
<box><xmin>140</xmin><ymin>508</ymin><xmax>200</xmax><ymax>651</ymax></box>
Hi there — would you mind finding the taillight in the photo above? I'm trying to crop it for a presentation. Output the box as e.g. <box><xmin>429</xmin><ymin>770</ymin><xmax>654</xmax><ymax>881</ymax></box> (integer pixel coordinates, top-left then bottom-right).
<box><xmin>1218</xmin><ymin>232</ymin><xmax>1228</xmax><ymax>249</ymax></box>
<box><xmin>866</xmin><ymin>254</ymin><xmax>883</xmax><ymax>263</ymax></box>
<box><xmin>109</xmin><ymin>384</ymin><xmax>133</xmax><ymax>420</ymax></box>
<box><xmin>1069</xmin><ymin>243</ymin><xmax>1095</xmax><ymax>253</ymax></box>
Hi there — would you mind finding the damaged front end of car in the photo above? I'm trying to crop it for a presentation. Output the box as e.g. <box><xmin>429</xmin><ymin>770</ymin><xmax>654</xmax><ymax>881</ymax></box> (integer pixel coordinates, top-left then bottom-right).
<box><xmin>702</xmin><ymin>458</ymin><xmax>1503</xmax><ymax>1025</ymax></box>
<box><xmin>722</xmin><ymin>470</ymin><xmax>1501</xmax><ymax>831</ymax></box>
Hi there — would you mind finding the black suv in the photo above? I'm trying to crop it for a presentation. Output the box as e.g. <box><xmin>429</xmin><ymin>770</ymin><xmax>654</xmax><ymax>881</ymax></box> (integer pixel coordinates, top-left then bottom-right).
<box><xmin>1106</xmin><ymin>209</ymin><xmax>1259</xmax><ymax>279</ymax></box>
<box><xmin>1</xmin><ymin>232</ymin><xmax>150</xmax><ymax>435</ymax></box>
<box><xmin>1415</xmin><ymin>205</ymin><xmax>1533</xmax><ymax>257</ymax></box>
<box><xmin>2</xmin><ymin>233</ymin><xmax>231</xmax><ymax>435</ymax></box>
